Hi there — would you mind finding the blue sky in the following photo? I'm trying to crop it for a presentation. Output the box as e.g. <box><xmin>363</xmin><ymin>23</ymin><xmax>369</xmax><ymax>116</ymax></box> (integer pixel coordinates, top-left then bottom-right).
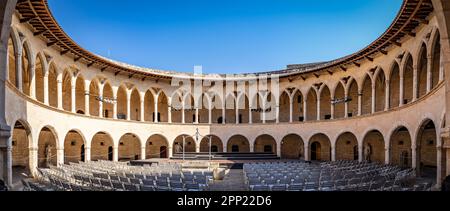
<box><xmin>48</xmin><ymin>0</ymin><xmax>402</xmax><ymax>74</ymax></box>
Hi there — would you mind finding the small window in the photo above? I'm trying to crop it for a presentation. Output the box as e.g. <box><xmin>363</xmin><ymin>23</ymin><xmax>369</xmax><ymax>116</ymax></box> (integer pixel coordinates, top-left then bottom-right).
<box><xmin>12</xmin><ymin>141</ymin><xmax>16</xmax><ymax>146</ymax></box>
<box><xmin>71</xmin><ymin>141</ymin><xmax>76</xmax><ymax>146</ymax></box>
<box><xmin>149</xmin><ymin>142</ymin><xmax>153</xmax><ymax>146</ymax></box>
<box><xmin>120</xmin><ymin>142</ymin><xmax>124</xmax><ymax>146</ymax></box>
<box><xmin>100</xmin><ymin>142</ymin><xmax>105</xmax><ymax>146</ymax></box>
<box><xmin>239</xmin><ymin>114</ymin><xmax>243</xmax><ymax>124</ymax></box>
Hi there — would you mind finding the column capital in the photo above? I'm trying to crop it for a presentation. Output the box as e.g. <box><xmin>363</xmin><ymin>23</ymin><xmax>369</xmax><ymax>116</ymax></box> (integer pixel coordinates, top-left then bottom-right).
<box><xmin>0</xmin><ymin>123</ymin><xmax>11</xmax><ymax>139</ymax></box>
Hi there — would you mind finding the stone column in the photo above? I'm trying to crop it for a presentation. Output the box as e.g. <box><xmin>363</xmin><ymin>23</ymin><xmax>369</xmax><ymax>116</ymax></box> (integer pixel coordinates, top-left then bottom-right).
<box><xmin>126</xmin><ymin>89</ymin><xmax>131</xmax><ymax>120</ymax></box>
<box><xmin>276</xmin><ymin>143</ymin><xmax>281</xmax><ymax>157</ymax></box>
<box><xmin>222</xmin><ymin>107</ymin><xmax>226</xmax><ymax>125</ymax></box>
<box><xmin>331</xmin><ymin>145</ymin><xmax>336</xmax><ymax>162</ymax></box>
<box><xmin>0</xmin><ymin>128</ymin><xmax>12</xmax><ymax>187</ymax></box>
<box><xmin>154</xmin><ymin>101</ymin><xmax>159</xmax><ymax>123</ymax></box>
<box><xmin>113</xmin><ymin>146</ymin><xmax>119</xmax><ymax>162</ymax></box>
<box><xmin>344</xmin><ymin>92</ymin><xmax>349</xmax><ymax>118</ymax></box>
<box><xmin>140</xmin><ymin>93</ymin><xmax>145</xmax><ymax>122</ymax></box>
<box><xmin>385</xmin><ymin>80</ymin><xmax>390</xmax><ymax>111</ymax></box>
<box><xmin>385</xmin><ymin>147</ymin><xmax>390</xmax><ymax>165</ymax></box>
<box><xmin>371</xmin><ymin>83</ymin><xmax>376</xmax><ymax>114</ymax></box>
<box><xmin>411</xmin><ymin>144</ymin><xmax>417</xmax><ymax>169</ymax></box>
<box><xmin>84</xmin><ymin>80</ymin><xmax>90</xmax><ymax>116</ymax></box>
<box><xmin>181</xmin><ymin>104</ymin><xmax>185</xmax><ymax>124</ymax></box>
<box><xmin>235</xmin><ymin>106</ymin><xmax>239</xmax><ymax>124</ymax></box>
<box><xmin>57</xmin><ymin>74</ymin><xmax>63</xmax><ymax>109</ymax></box>
<box><xmin>43</xmin><ymin>75</ymin><xmax>49</xmax><ymax>105</ymax></box>
<box><xmin>112</xmin><ymin>87</ymin><xmax>118</xmax><ymax>120</ymax></box>
<box><xmin>413</xmin><ymin>65</ymin><xmax>418</xmax><ymax>102</ymax></box>
<box><xmin>304</xmin><ymin>142</ymin><xmax>310</xmax><ymax>161</ymax></box>
<box><xmin>223</xmin><ymin>145</ymin><xmax>227</xmax><ymax>153</ymax></box>
<box><xmin>84</xmin><ymin>146</ymin><xmax>91</xmax><ymax>162</ymax></box>
<box><xmin>57</xmin><ymin>148</ymin><xmax>64</xmax><ymax>167</ymax></box>
<box><xmin>250</xmin><ymin>143</ymin><xmax>254</xmax><ymax>153</ymax></box>
<box><xmin>437</xmin><ymin>146</ymin><xmax>442</xmax><ymax>188</ymax></box>
<box><xmin>168</xmin><ymin>147</ymin><xmax>173</xmax><ymax>158</ymax></box>
<box><xmin>141</xmin><ymin>147</ymin><xmax>146</xmax><ymax>160</ymax></box>
<box><xmin>399</xmin><ymin>76</ymin><xmax>405</xmax><ymax>106</ymax></box>
<box><xmin>249</xmin><ymin>107</ymin><xmax>253</xmax><ymax>124</ymax></box>
<box><xmin>196</xmin><ymin>145</ymin><xmax>200</xmax><ymax>153</ymax></box>
<box><xmin>330</xmin><ymin>99</ymin><xmax>335</xmax><ymax>120</ymax></box>
<box><xmin>16</xmin><ymin>52</ymin><xmax>23</xmax><ymax>92</ymax></box>
<box><xmin>275</xmin><ymin>105</ymin><xmax>280</xmax><ymax>124</ymax></box>
<box><xmin>29</xmin><ymin>147</ymin><xmax>38</xmax><ymax>178</ymax></box>
<box><xmin>71</xmin><ymin>80</ymin><xmax>76</xmax><ymax>113</ymax></box>
<box><xmin>167</xmin><ymin>98</ymin><xmax>172</xmax><ymax>123</ymax></box>
<box><xmin>358</xmin><ymin>93</ymin><xmax>362</xmax><ymax>116</ymax></box>
<box><xmin>195</xmin><ymin>107</ymin><xmax>199</xmax><ymax>124</ymax></box>
<box><xmin>316</xmin><ymin>95</ymin><xmax>321</xmax><ymax>121</ymax></box>
<box><xmin>427</xmin><ymin>56</ymin><xmax>432</xmax><ymax>93</ymax></box>
<box><xmin>289</xmin><ymin>98</ymin><xmax>293</xmax><ymax>123</ymax></box>
<box><xmin>303</xmin><ymin>97</ymin><xmax>308</xmax><ymax>121</ymax></box>
<box><xmin>358</xmin><ymin>144</ymin><xmax>363</xmax><ymax>163</ymax></box>
<box><xmin>98</xmin><ymin>86</ymin><xmax>104</xmax><ymax>118</ymax></box>
<box><xmin>208</xmin><ymin>105</ymin><xmax>212</xmax><ymax>124</ymax></box>
<box><xmin>30</xmin><ymin>65</ymin><xmax>36</xmax><ymax>99</ymax></box>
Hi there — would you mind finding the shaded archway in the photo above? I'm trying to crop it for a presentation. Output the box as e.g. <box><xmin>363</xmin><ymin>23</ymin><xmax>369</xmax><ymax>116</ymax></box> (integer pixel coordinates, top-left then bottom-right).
<box><xmin>362</xmin><ymin>130</ymin><xmax>385</xmax><ymax>164</ymax></box>
<box><xmin>7</xmin><ymin>37</ymin><xmax>17</xmax><ymax>88</ymax></box>
<box><xmin>146</xmin><ymin>135</ymin><xmax>169</xmax><ymax>159</ymax></box>
<box><xmin>118</xmin><ymin>133</ymin><xmax>141</xmax><ymax>161</ymax></box>
<box><xmin>309</xmin><ymin>134</ymin><xmax>331</xmax><ymax>161</ymax></box>
<box><xmin>306</xmin><ymin>88</ymin><xmax>317</xmax><ymax>121</ymax></box>
<box><xmin>103</xmin><ymin>82</ymin><xmax>114</xmax><ymax>118</ymax></box>
<box><xmin>130</xmin><ymin>88</ymin><xmax>141</xmax><ymax>121</ymax></box>
<box><xmin>225</xmin><ymin>94</ymin><xmax>236</xmax><ymax>124</ymax></box>
<box><xmin>75</xmin><ymin>75</ymin><xmax>85</xmax><ymax>114</ymax></box>
<box><xmin>237</xmin><ymin>94</ymin><xmax>249</xmax><ymax>124</ymax></box>
<box><xmin>116</xmin><ymin>85</ymin><xmax>128</xmax><ymax>120</ymax></box>
<box><xmin>417</xmin><ymin>44</ymin><xmax>428</xmax><ymax>98</ymax></box>
<box><xmin>348</xmin><ymin>79</ymin><xmax>358</xmax><ymax>117</ymax></box>
<box><xmin>35</xmin><ymin>54</ymin><xmax>45</xmax><ymax>103</ymax></box>
<box><xmin>334</xmin><ymin>83</ymin><xmax>345</xmax><ymax>119</ymax></box>
<box><xmin>144</xmin><ymin>90</ymin><xmax>155</xmax><ymax>122</ymax></box>
<box><xmin>390</xmin><ymin>126</ymin><xmax>412</xmax><ymax>168</ymax></box>
<box><xmin>48</xmin><ymin>64</ymin><xmax>58</xmax><ymax>108</ymax></box>
<box><xmin>254</xmin><ymin>135</ymin><xmax>276</xmax><ymax>154</ymax></box>
<box><xmin>200</xmin><ymin>135</ymin><xmax>223</xmax><ymax>153</ymax></box>
<box><xmin>281</xmin><ymin>134</ymin><xmax>304</xmax><ymax>159</ymax></box>
<box><xmin>11</xmin><ymin>121</ymin><xmax>31</xmax><ymax>175</ymax></box>
<box><xmin>431</xmin><ymin>32</ymin><xmax>441</xmax><ymax>89</ymax></box>
<box><xmin>173</xmin><ymin>135</ymin><xmax>196</xmax><ymax>153</ymax></box>
<box><xmin>390</xmin><ymin>62</ymin><xmax>401</xmax><ymax>109</ymax></box>
<box><xmin>375</xmin><ymin>69</ymin><xmax>386</xmax><ymax>112</ymax></box>
<box><xmin>320</xmin><ymin>86</ymin><xmax>331</xmax><ymax>120</ymax></box>
<box><xmin>227</xmin><ymin>135</ymin><xmax>250</xmax><ymax>153</ymax></box>
<box><xmin>63</xmin><ymin>130</ymin><xmax>86</xmax><ymax>164</ymax></box>
<box><xmin>361</xmin><ymin>75</ymin><xmax>372</xmax><ymax>115</ymax></box>
<box><xmin>62</xmin><ymin>70</ymin><xmax>72</xmax><ymax>112</ymax></box>
<box><xmin>89</xmin><ymin>80</ymin><xmax>100</xmax><ymax>117</ymax></box>
<box><xmin>21</xmin><ymin>42</ymin><xmax>32</xmax><ymax>96</ymax></box>
<box><xmin>91</xmin><ymin>132</ymin><xmax>114</xmax><ymax>161</ymax></box>
<box><xmin>157</xmin><ymin>91</ymin><xmax>169</xmax><ymax>123</ymax></box>
<box><xmin>37</xmin><ymin>126</ymin><xmax>58</xmax><ymax>168</ymax></box>
<box><xmin>279</xmin><ymin>91</ymin><xmax>291</xmax><ymax>123</ymax></box>
<box><xmin>336</xmin><ymin>132</ymin><xmax>358</xmax><ymax>161</ymax></box>
<box><xmin>403</xmin><ymin>55</ymin><xmax>414</xmax><ymax>104</ymax></box>
<box><xmin>416</xmin><ymin>120</ymin><xmax>437</xmax><ymax>179</ymax></box>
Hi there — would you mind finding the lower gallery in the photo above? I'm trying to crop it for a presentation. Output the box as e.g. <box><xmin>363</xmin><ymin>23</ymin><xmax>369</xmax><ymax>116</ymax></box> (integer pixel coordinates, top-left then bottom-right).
<box><xmin>0</xmin><ymin>0</ymin><xmax>450</xmax><ymax>192</ymax></box>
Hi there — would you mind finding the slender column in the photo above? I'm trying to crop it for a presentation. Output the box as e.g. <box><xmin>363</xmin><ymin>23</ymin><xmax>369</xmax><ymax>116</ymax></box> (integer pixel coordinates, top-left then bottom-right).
<box><xmin>330</xmin><ymin>95</ymin><xmax>335</xmax><ymax>120</ymax></box>
<box><xmin>331</xmin><ymin>145</ymin><xmax>336</xmax><ymax>162</ymax></box>
<box><xmin>358</xmin><ymin>93</ymin><xmax>362</xmax><ymax>116</ymax></box>
<box><xmin>411</xmin><ymin>144</ymin><xmax>417</xmax><ymax>169</ymax></box>
<box><xmin>181</xmin><ymin>104</ymin><xmax>185</xmax><ymax>124</ymax></box>
<box><xmin>1</xmin><ymin>135</ymin><xmax>12</xmax><ymax>187</ymax></box>
<box><xmin>426</xmin><ymin>56</ymin><xmax>432</xmax><ymax>93</ymax></box>
<box><xmin>71</xmin><ymin>80</ymin><xmax>76</xmax><ymax>113</ymax></box>
<box><xmin>112</xmin><ymin>87</ymin><xmax>118</xmax><ymax>120</ymax></box>
<box><xmin>57</xmin><ymin>74</ymin><xmax>63</xmax><ymax>109</ymax></box>
<box><xmin>30</xmin><ymin>65</ymin><xmax>36</xmax><ymax>99</ymax></box>
<box><xmin>168</xmin><ymin>147</ymin><xmax>173</xmax><ymax>158</ymax></box>
<box><xmin>223</xmin><ymin>145</ymin><xmax>227</xmax><ymax>153</ymax></box>
<box><xmin>84</xmin><ymin>80</ymin><xmax>90</xmax><ymax>116</ymax></box>
<box><xmin>113</xmin><ymin>146</ymin><xmax>119</xmax><ymax>162</ymax></box>
<box><xmin>139</xmin><ymin>93</ymin><xmax>145</xmax><ymax>122</ymax></box>
<box><xmin>98</xmin><ymin>85</ymin><xmax>104</xmax><ymax>118</ymax></box>
<box><xmin>141</xmin><ymin>147</ymin><xmax>146</xmax><ymax>160</ymax></box>
<box><xmin>385</xmin><ymin>147</ymin><xmax>390</xmax><ymax>165</ymax></box>
<box><xmin>289</xmin><ymin>98</ymin><xmax>293</xmax><ymax>123</ymax></box>
<box><xmin>154</xmin><ymin>100</ymin><xmax>159</xmax><ymax>123</ymax></box>
<box><xmin>385</xmin><ymin>80</ymin><xmax>390</xmax><ymax>111</ymax></box>
<box><xmin>344</xmin><ymin>92</ymin><xmax>349</xmax><ymax>118</ymax></box>
<box><xmin>84</xmin><ymin>146</ymin><xmax>91</xmax><ymax>162</ymax></box>
<box><xmin>275</xmin><ymin>105</ymin><xmax>280</xmax><ymax>124</ymax></box>
<box><xmin>439</xmin><ymin>50</ymin><xmax>444</xmax><ymax>82</ymax></box>
<box><xmin>168</xmin><ymin>98</ymin><xmax>172</xmax><ymax>124</ymax></box>
<box><xmin>57</xmin><ymin>148</ymin><xmax>64</xmax><ymax>167</ymax></box>
<box><xmin>304</xmin><ymin>143</ymin><xmax>310</xmax><ymax>161</ymax></box>
<box><xmin>303</xmin><ymin>97</ymin><xmax>308</xmax><ymax>122</ymax></box>
<box><xmin>235</xmin><ymin>105</ymin><xmax>239</xmax><ymax>124</ymax></box>
<box><xmin>208</xmin><ymin>105</ymin><xmax>212</xmax><ymax>124</ymax></box>
<box><xmin>249</xmin><ymin>107</ymin><xmax>253</xmax><ymax>124</ymax></box>
<box><xmin>399</xmin><ymin>76</ymin><xmax>405</xmax><ymax>106</ymax></box>
<box><xmin>43</xmin><ymin>75</ymin><xmax>49</xmax><ymax>105</ymax></box>
<box><xmin>316</xmin><ymin>95</ymin><xmax>321</xmax><ymax>121</ymax></box>
<box><xmin>16</xmin><ymin>52</ymin><xmax>23</xmax><ymax>92</ymax></box>
<box><xmin>126</xmin><ymin>89</ymin><xmax>131</xmax><ymax>121</ymax></box>
<box><xmin>195</xmin><ymin>107</ymin><xmax>199</xmax><ymax>124</ymax></box>
<box><xmin>196</xmin><ymin>145</ymin><xmax>200</xmax><ymax>153</ymax></box>
<box><xmin>29</xmin><ymin>147</ymin><xmax>38</xmax><ymax>178</ymax></box>
<box><xmin>250</xmin><ymin>143</ymin><xmax>254</xmax><ymax>153</ymax></box>
<box><xmin>413</xmin><ymin>65</ymin><xmax>418</xmax><ymax>102</ymax></box>
<box><xmin>358</xmin><ymin>144</ymin><xmax>363</xmax><ymax>163</ymax></box>
<box><xmin>371</xmin><ymin>83</ymin><xmax>376</xmax><ymax>114</ymax></box>
<box><xmin>222</xmin><ymin>106</ymin><xmax>226</xmax><ymax>125</ymax></box>
<box><xmin>437</xmin><ymin>147</ymin><xmax>442</xmax><ymax>188</ymax></box>
<box><xmin>276</xmin><ymin>143</ymin><xmax>281</xmax><ymax>157</ymax></box>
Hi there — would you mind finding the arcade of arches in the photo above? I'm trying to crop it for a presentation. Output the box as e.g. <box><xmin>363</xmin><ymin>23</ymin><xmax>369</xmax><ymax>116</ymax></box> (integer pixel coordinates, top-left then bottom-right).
<box><xmin>0</xmin><ymin>0</ymin><xmax>450</xmax><ymax>190</ymax></box>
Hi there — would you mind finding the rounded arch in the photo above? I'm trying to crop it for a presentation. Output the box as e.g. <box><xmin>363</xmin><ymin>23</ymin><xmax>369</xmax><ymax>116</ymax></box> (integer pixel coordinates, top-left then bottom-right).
<box><xmin>63</xmin><ymin>130</ymin><xmax>87</xmax><ymax>164</ymax></box>
<box><xmin>254</xmin><ymin>134</ymin><xmax>276</xmax><ymax>154</ymax></box>
<box><xmin>62</xmin><ymin>69</ymin><xmax>73</xmax><ymax>112</ymax></box>
<box><xmin>281</xmin><ymin>134</ymin><xmax>304</xmax><ymax>159</ymax></box>
<box><xmin>146</xmin><ymin>134</ymin><xmax>169</xmax><ymax>159</ymax></box>
<box><xmin>416</xmin><ymin>119</ymin><xmax>438</xmax><ymax>180</ymax></box>
<box><xmin>47</xmin><ymin>63</ymin><xmax>58</xmax><ymax>107</ymax></box>
<box><xmin>7</xmin><ymin>36</ymin><xmax>18</xmax><ymax>88</ymax></box>
<box><xmin>173</xmin><ymin>135</ymin><xmax>196</xmax><ymax>153</ymax></box>
<box><xmin>389</xmin><ymin>126</ymin><xmax>412</xmax><ymax>168</ymax></box>
<box><xmin>21</xmin><ymin>41</ymin><xmax>33</xmax><ymax>96</ymax></box>
<box><xmin>75</xmin><ymin>74</ymin><xmax>85</xmax><ymax>114</ymax></box>
<box><xmin>309</xmin><ymin>133</ymin><xmax>331</xmax><ymax>161</ymax></box>
<box><xmin>34</xmin><ymin>52</ymin><xmax>46</xmax><ymax>103</ymax></box>
<box><xmin>37</xmin><ymin>126</ymin><xmax>59</xmax><ymax>168</ymax></box>
<box><xmin>306</xmin><ymin>87</ymin><xmax>318</xmax><ymax>121</ymax></box>
<box><xmin>129</xmin><ymin>88</ymin><xmax>141</xmax><ymax>121</ymax></box>
<box><xmin>362</xmin><ymin>130</ymin><xmax>385</xmax><ymax>164</ymax></box>
<box><xmin>334</xmin><ymin>82</ymin><xmax>345</xmax><ymax>119</ymax></box>
<box><xmin>91</xmin><ymin>132</ymin><xmax>114</xmax><ymax>161</ymax></box>
<box><xmin>347</xmin><ymin>78</ymin><xmax>358</xmax><ymax>117</ymax></box>
<box><xmin>102</xmin><ymin>82</ymin><xmax>114</xmax><ymax>118</ymax></box>
<box><xmin>11</xmin><ymin>120</ymin><xmax>32</xmax><ymax>175</ymax></box>
<box><xmin>335</xmin><ymin>132</ymin><xmax>358</xmax><ymax>161</ymax></box>
<box><xmin>144</xmin><ymin>90</ymin><xmax>155</xmax><ymax>122</ymax></box>
<box><xmin>430</xmin><ymin>30</ymin><xmax>441</xmax><ymax>89</ymax></box>
<box><xmin>200</xmin><ymin>135</ymin><xmax>224</xmax><ymax>153</ymax></box>
<box><xmin>403</xmin><ymin>53</ymin><xmax>414</xmax><ymax>104</ymax></box>
<box><xmin>374</xmin><ymin>68</ymin><xmax>386</xmax><ymax>112</ymax></box>
<box><xmin>227</xmin><ymin>135</ymin><xmax>250</xmax><ymax>153</ymax></box>
<box><xmin>118</xmin><ymin>133</ymin><xmax>141</xmax><ymax>161</ymax></box>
